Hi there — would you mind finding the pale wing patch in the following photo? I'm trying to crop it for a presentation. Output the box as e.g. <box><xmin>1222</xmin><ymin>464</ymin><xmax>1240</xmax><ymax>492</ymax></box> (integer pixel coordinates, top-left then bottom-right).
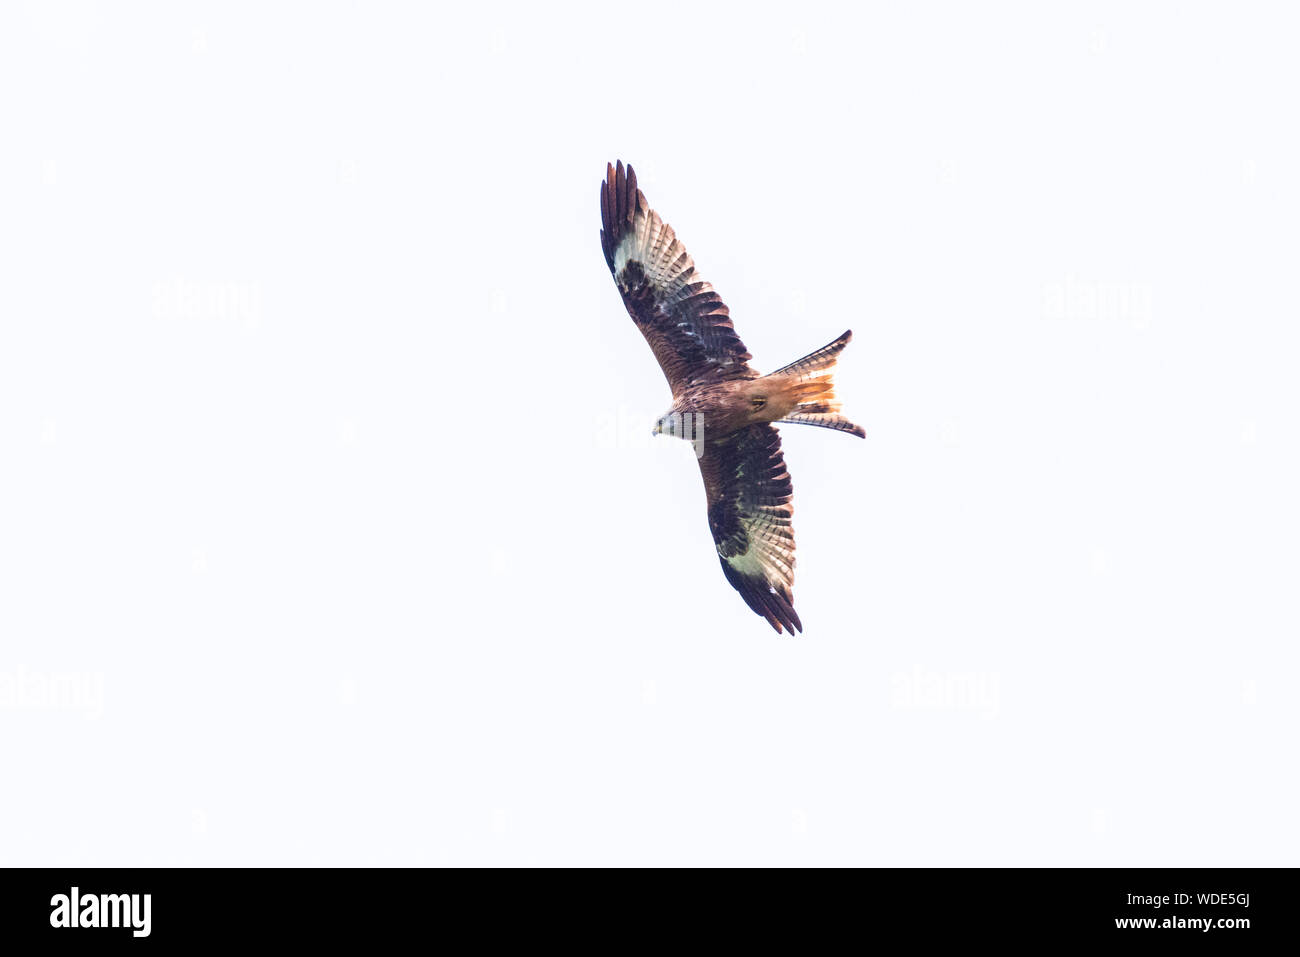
<box><xmin>615</xmin><ymin>216</ymin><xmax>716</xmax><ymax>322</ymax></box>
<box><xmin>722</xmin><ymin>509</ymin><xmax>795</xmax><ymax>592</ymax></box>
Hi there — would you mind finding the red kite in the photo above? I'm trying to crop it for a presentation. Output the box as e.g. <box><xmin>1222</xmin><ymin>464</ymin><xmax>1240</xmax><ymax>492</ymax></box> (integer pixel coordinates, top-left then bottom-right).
<box><xmin>600</xmin><ymin>161</ymin><xmax>864</xmax><ymax>634</ymax></box>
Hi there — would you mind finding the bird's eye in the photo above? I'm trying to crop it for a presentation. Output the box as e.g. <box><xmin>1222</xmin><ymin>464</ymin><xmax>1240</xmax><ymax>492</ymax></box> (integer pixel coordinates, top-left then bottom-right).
<box><xmin>751</xmin><ymin>397</ymin><xmax>767</xmax><ymax>410</ymax></box>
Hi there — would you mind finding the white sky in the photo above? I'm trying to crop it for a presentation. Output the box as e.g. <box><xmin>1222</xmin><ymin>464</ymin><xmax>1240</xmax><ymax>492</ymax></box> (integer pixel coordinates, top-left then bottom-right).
<box><xmin>1</xmin><ymin>2</ymin><xmax>1296</xmax><ymax>865</ymax></box>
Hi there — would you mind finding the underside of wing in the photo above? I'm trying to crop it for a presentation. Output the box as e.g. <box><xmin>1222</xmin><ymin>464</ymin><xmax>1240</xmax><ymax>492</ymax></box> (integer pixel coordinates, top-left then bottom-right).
<box><xmin>699</xmin><ymin>424</ymin><xmax>801</xmax><ymax>634</ymax></box>
<box><xmin>600</xmin><ymin>160</ymin><xmax>757</xmax><ymax>396</ymax></box>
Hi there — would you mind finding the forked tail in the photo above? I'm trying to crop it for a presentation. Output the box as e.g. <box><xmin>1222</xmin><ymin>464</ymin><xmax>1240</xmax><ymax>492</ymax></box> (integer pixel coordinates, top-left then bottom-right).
<box><xmin>771</xmin><ymin>329</ymin><xmax>865</xmax><ymax>438</ymax></box>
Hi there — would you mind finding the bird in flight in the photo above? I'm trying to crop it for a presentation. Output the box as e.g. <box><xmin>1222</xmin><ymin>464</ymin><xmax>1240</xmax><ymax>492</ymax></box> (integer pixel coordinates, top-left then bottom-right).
<box><xmin>600</xmin><ymin>161</ymin><xmax>864</xmax><ymax>634</ymax></box>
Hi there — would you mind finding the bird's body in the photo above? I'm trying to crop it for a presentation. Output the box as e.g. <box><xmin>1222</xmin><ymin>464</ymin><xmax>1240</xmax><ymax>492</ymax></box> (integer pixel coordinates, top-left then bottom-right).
<box><xmin>655</xmin><ymin>364</ymin><xmax>851</xmax><ymax>439</ymax></box>
<box><xmin>600</xmin><ymin>161</ymin><xmax>864</xmax><ymax>634</ymax></box>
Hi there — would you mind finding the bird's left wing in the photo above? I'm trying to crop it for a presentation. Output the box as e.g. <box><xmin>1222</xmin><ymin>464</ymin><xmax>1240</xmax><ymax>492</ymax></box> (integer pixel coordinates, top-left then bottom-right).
<box><xmin>698</xmin><ymin>424</ymin><xmax>802</xmax><ymax>634</ymax></box>
<box><xmin>600</xmin><ymin>161</ymin><xmax>757</xmax><ymax>396</ymax></box>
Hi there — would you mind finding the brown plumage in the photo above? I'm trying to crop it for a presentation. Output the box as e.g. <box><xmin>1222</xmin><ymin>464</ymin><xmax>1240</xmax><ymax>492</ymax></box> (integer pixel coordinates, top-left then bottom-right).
<box><xmin>600</xmin><ymin>161</ymin><xmax>864</xmax><ymax>634</ymax></box>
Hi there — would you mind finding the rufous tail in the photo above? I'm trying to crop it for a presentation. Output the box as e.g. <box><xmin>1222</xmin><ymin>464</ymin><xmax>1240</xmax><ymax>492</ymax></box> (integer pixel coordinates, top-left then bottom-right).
<box><xmin>771</xmin><ymin>329</ymin><xmax>865</xmax><ymax>438</ymax></box>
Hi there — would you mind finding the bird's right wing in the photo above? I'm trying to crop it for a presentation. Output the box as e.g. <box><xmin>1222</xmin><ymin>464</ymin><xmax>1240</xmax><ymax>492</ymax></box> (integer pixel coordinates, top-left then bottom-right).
<box><xmin>600</xmin><ymin>161</ymin><xmax>758</xmax><ymax>396</ymax></box>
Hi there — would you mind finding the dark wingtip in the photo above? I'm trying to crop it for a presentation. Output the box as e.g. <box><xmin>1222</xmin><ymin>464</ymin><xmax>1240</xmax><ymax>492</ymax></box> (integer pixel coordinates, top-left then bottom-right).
<box><xmin>777</xmin><ymin>593</ymin><xmax>803</xmax><ymax>635</ymax></box>
<box><xmin>601</xmin><ymin>161</ymin><xmax>634</xmax><ymax>270</ymax></box>
<box><xmin>759</xmin><ymin>583</ymin><xmax>802</xmax><ymax>635</ymax></box>
<box><xmin>720</xmin><ymin>558</ymin><xmax>801</xmax><ymax>635</ymax></box>
<box><xmin>772</xmin><ymin>611</ymin><xmax>802</xmax><ymax>636</ymax></box>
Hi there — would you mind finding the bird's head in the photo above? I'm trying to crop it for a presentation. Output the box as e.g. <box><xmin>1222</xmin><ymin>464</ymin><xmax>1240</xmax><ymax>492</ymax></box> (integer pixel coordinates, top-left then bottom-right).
<box><xmin>652</xmin><ymin>411</ymin><xmax>706</xmax><ymax>458</ymax></box>
<box><xmin>653</xmin><ymin>413</ymin><xmax>679</xmax><ymax>437</ymax></box>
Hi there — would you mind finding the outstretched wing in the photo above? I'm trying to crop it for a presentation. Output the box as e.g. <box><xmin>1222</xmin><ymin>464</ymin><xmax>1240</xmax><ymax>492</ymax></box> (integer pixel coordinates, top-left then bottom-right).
<box><xmin>600</xmin><ymin>161</ymin><xmax>757</xmax><ymax>396</ymax></box>
<box><xmin>699</xmin><ymin>424</ymin><xmax>801</xmax><ymax>634</ymax></box>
